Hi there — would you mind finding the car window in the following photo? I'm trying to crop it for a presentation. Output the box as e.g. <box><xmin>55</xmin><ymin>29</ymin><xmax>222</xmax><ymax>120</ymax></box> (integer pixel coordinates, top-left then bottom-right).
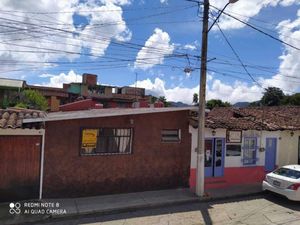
<box><xmin>273</xmin><ymin>168</ymin><xmax>300</xmax><ymax>179</ymax></box>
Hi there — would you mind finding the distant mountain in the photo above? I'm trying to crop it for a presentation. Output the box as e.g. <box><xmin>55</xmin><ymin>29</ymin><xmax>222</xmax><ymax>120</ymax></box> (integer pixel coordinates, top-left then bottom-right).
<box><xmin>233</xmin><ymin>102</ymin><xmax>250</xmax><ymax>108</ymax></box>
<box><xmin>169</xmin><ymin>101</ymin><xmax>191</xmax><ymax>107</ymax></box>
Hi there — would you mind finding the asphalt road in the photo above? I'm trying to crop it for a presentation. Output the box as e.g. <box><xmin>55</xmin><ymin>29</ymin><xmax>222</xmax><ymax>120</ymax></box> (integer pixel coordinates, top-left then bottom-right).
<box><xmin>32</xmin><ymin>192</ymin><xmax>300</xmax><ymax>225</ymax></box>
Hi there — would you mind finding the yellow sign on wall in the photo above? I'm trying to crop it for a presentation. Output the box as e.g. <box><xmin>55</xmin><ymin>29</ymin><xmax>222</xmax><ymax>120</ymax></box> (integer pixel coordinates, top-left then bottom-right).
<box><xmin>82</xmin><ymin>129</ymin><xmax>98</xmax><ymax>148</ymax></box>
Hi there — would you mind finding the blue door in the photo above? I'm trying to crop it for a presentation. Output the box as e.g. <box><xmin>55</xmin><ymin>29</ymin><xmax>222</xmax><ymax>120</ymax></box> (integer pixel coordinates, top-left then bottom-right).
<box><xmin>265</xmin><ymin>138</ymin><xmax>277</xmax><ymax>172</ymax></box>
<box><xmin>205</xmin><ymin>138</ymin><xmax>225</xmax><ymax>177</ymax></box>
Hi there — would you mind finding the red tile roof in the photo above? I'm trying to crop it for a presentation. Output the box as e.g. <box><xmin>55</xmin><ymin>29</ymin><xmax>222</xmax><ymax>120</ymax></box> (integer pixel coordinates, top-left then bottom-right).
<box><xmin>190</xmin><ymin>106</ymin><xmax>300</xmax><ymax>131</ymax></box>
<box><xmin>0</xmin><ymin>107</ymin><xmax>46</xmax><ymax>129</ymax></box>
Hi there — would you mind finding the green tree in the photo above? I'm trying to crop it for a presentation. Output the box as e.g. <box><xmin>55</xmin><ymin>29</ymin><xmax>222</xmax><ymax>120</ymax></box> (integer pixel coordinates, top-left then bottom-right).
<box><xmin>150</xmin><ymin>95</ymin><xmax>158</xmax><ymax>104</ymax></box>
<box><xmin>206</xmin><ymin>99</ymin><xmax>231</xmax><ymax>110</ymax></box>
<box><xmin>193</xmin><ymin>93</ymin><xmax>198</xmax><ymax>105</ymax></box>
<box><xmin>282</xmin><ymin>93</ymin><xmax>300</xmax><ymax>106</ymax></box>
<box><xmin>158</xmin><ymin>96</ymin><xmax>171</xmax><ymax>107</ymax></box>
<box><xmin>249</xmin><ymin>101</ymin><xmax>261</xmax><ymax>107</ymax></box>
<box><xmin>16</xmin><ymin>89</ymin><xmax>48</xmax><ymax>111</ymax></box>
<box><xmin>261</xmin><ymin>87</ymin><xmax>285</xmax><ymax>106</ymax></box>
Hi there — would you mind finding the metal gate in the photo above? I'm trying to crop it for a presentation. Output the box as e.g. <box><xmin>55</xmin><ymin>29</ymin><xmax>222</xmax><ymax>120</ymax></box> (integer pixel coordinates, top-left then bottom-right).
<box><xmin>0</xmin><ymin>135</ymin><xmax>41</xmax><ymax>202</ymax></box>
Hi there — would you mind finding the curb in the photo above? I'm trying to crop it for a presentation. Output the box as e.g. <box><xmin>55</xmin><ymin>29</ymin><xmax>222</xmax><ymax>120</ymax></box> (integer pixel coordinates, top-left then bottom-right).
<box><xmin>21</xmin><ymin>191</ymin><xmax>264</xmax><ymax>225</ymax></box>
<box><xmin>26</xmin><ymin>198</ymin><xmax>200</xmax><ymax>225</ymax></box>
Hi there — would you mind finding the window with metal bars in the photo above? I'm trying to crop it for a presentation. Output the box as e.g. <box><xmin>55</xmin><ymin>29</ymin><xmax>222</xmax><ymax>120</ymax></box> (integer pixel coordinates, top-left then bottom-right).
<box><xmin>80</xmin><ymin>128</ymin><xmax>132</xmax><ymax>155</ymax></box>
<box><xmin>242</xmin><ymin>137</ymin><xmax>258</xmax><ymax>165</ymax></box>
<box><xmin>161</xmin><ymin>129</ymin><xmax>181</xmax><ymax>143</ymax></box>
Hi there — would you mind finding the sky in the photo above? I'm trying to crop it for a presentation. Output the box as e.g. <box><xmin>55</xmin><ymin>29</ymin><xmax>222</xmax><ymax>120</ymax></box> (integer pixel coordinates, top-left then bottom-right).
<box><xmin>1</xmin><ymin>0</ymin><xmax>300</xmax><ymax>104</ymax></box>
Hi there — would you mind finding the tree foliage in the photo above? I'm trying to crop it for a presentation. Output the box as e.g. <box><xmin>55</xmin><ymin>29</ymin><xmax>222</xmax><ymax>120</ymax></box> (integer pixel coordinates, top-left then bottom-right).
<box><xmin>249</xmin><ymin>87</ymin><xmax>300</xmax><ymax>107</ymax></box>
<box><xmin>16</xmin><ymin>90</ymin><xmax>48</xmax><ymax>111</ymax></box>
<box><xmin>261</xmin><ymin>87</ymin><xmax>284</xmax><ymax>106</ymax></box>
<box><xmin>282</xmin><ymin>93</ymin><xmax>300</xmax><ymax>105</ymax></box>
<box><xmin>193</xmin><ymin>93</ymin><xmax>198</xmax><ymax>105</ymax></box>
<box><xmin>206</xmin><ymin>99</ymin><xmax>231</xmax><ymax>110</ymax></box>
<box><xmin>158</xmin><ymin>96</ymin><xmax>171</xmax><ymax>107</ymax></box>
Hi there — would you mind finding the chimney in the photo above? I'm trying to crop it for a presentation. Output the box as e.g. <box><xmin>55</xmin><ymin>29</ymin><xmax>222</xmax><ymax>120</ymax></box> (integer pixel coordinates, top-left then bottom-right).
<box><xmin>82</xmin><ymin>73</ymin><xmax>97</xmax><ymax>87</ymax></box>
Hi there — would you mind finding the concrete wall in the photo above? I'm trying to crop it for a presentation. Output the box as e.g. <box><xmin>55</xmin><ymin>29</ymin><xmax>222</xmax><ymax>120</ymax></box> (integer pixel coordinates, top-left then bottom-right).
<box><xmin>43</xmin><ymin>111</ymin><xmax>191</xmax><ymax>198</ymax></box>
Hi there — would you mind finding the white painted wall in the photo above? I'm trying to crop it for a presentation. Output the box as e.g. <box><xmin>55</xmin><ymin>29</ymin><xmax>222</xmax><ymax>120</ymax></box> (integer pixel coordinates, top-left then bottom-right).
<box><xmin>278</xmin><ymin>130</ymin><xmax>300</xmax><ymax>167</ymax></box>
<box><xmin>189</xmin><ymin>126</ymin><xmax>281</xmax><ymax>169</ymax></box>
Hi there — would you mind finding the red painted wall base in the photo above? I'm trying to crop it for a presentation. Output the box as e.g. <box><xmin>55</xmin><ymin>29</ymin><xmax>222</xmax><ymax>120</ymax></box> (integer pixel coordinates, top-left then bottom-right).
<box><xmin>190</xmin><ymin>166</ymin><xmax>267</xmax><ymax>190</ymax></box>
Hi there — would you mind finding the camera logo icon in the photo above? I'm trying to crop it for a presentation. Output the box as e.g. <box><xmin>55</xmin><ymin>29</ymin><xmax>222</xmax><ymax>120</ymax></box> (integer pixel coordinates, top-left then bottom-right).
<box><xmin>9</xmin><ymin>203</ymin><xmax>21</xmax><ymax>215</ymax></box>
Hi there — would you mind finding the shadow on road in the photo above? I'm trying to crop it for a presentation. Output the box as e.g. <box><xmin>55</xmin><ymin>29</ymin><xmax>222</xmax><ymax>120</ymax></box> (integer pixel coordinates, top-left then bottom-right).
<box><xmin>29</xmin><ymin>193</ymin><xmax>300</xmax><ymax>225</ymax></box>
<box><xmin>262</xmin><ymin>191</ymin><xmax>300</xmax><ymax>211</ymax></box>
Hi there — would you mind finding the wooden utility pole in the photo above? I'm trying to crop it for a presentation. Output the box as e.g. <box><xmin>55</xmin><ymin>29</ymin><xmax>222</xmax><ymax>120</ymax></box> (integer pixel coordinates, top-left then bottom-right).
<box><xmin>195</xmin><ymin>0</ymin><xmax>209</xmax><ymax>197</ymax></box>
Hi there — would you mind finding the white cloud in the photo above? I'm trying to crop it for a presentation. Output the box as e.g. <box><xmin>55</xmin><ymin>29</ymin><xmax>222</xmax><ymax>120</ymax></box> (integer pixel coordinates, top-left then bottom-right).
<box><xmin>132</xmin><ymin>77</ymin><xmax>263</xmax><ymax>104</ymax></box>
<box><xmin>210</xmin><ymin>0</ymin><xmax>300</xmax><ymax>30</ymax></box>
<box><xmin>183</xmin><ymin>44</ymin><xmax>197</xmax><ymax>51</ymax></box>
<box><xmin>38</xmin><ymin>70</ymin><xmax>82</xmax><ymax>88</ymax></box>
<box><xmin>160</xmin><ymin>0</ymin><xmax>168</xmax><ymax>4</ymax></box>
<box><xmin>134</xmin><ymin>28</ymin><xmax>174</xmax><ymax>70</ymax></box>
<box><xmin>0</xmin><ymin>0</ymin><xmax>131</xmax><ymax>72</ymax></box>
<box><xmin>100</xmin><ymin>0</ymin><xmax>132</xmax><ymax>5</ymax></box>
<box><xmin>207</xmin><ymin>80</ymin><xmax>262</xmax><ymax>103</ymax></box>
<box><xmin>259</xmin><ymin>9</ymin><xmax>300</xmax><ymax>93</ymax></box>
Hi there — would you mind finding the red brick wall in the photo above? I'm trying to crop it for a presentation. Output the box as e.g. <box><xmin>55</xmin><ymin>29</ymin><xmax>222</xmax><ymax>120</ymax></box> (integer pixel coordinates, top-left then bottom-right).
<box><xmin>43</xmin><ymin>111</ymin><xmax>191</xmax><ymax>198</ymax></box>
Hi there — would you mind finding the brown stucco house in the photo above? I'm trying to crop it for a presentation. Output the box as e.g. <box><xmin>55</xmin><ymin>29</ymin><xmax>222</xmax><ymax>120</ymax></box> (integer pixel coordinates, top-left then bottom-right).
<box><xmin>24</xmin><ymin>107</ymin><xmax>192</xmax><ymax>199</ymax></box>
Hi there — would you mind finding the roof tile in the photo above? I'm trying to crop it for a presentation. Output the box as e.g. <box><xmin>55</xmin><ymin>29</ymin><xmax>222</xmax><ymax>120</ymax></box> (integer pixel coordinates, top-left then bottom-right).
<box><xmin>190</xmin><ymin>106</ymin><xmax>300</xmax><ymax>131</ymax></box>
<box><xmin>0</xmin><ymin>107</ymin><xmax>46</xmax><ymax>129</ymax></box>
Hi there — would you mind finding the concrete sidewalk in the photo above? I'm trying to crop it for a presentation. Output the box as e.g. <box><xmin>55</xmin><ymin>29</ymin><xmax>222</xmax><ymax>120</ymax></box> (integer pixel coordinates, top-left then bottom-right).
<box><xmin>0</xmin><ymin>184</ymin><xmax>263</xmax><ymax>225</ymax></box>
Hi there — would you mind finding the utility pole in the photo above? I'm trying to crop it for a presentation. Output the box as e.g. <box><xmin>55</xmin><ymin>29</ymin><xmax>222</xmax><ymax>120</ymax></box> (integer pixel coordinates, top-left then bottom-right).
<box><xmin>194</xmin><ymin>0</ymin><xmax>239</xmax><ymax>197</ymax></box>
<box><xmin>195</xmin><ymin>0</ymin><xmax>209</xmax><ymax>197</ymax></box>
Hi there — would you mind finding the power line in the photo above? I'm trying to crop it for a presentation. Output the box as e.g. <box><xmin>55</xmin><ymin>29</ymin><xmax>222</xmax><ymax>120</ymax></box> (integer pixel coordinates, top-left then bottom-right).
<box><xmin>208</xmin><ymin>66</ymin><xmax>300</xmax><ymax>84</ymax></box>
<box><xmin>205</xmin><ymin>68</ymin><xmax>298</xmax><ymax>94</ymax></box>
<box><xmin>0</xmin><ymin>12</ymin><xmax>201</xmax><ymax>61</ymax></box>
<box><xmin>215</xmin><ymin>22</ymin><xmax>263</xmax><ymax>88</ymax></box>
<box><xmin>209</xmin><ymin>4</ymin><xmax>300</xmax><ymax>51</ymax></box>
<box><xmin>0</xmin><ymin>4</ymin><xmax>193</xmax><ymax>14</ymax></box>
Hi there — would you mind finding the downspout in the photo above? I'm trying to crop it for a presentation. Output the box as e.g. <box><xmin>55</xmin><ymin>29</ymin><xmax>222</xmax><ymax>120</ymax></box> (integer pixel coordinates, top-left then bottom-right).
<box><xmin>39</xmin><ymin>122</ymin><xmax>46</xmax><ymax>200</ymax></box>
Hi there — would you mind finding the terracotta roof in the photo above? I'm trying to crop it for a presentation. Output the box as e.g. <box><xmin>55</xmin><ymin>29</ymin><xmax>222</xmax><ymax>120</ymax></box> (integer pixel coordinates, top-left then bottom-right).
<box><xmin>190</xmin><ymin>106</ymin><xmax>300</xmax><ymax>131</ymax></box>
<box><xmin>0</xmin><ymin>107</ymin><xmax>46</xmax><ymax>129</ymax></box>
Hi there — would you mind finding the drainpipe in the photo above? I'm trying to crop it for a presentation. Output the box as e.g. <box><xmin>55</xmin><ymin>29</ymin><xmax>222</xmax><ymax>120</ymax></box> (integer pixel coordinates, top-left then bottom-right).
<box><xmin>39</xmin><ymin>123</ymin><xmax>46</xmax><ymax>200</ymax></box>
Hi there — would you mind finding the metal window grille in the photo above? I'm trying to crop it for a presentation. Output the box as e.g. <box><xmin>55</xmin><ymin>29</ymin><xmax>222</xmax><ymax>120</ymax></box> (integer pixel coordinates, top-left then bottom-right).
<box><xmin>161</xmin><ymin>129</ymin><xmax>180</xmax><ymax>142</ymax></box>
<box><xmin>81</xmin><ymin>128</ymin><xmax>132</xmax><ymax>155</ymax></box>
<box><xmin>242</xmin><ymin>137</ymin><xmax>257</xmax><ymax>165</ymax></box>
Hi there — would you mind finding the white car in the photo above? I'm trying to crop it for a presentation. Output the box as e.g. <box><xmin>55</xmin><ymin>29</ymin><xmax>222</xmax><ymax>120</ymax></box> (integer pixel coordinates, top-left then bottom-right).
<box><xmin>262</xmin><ymin>165</ymin><xmax>300</xmax><ymax>201</ymax></box>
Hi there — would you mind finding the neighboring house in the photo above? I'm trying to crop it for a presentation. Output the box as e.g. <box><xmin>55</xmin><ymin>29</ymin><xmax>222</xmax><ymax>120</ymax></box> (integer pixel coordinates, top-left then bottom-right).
<box><xmin>24</xmin><ymin>107</ymin><xmax>192</xmax><ymax>199</ymax></box>
<box><xmin>63</xmin><ymin>73</ymin><xmax>149</xmax><ymax>109</ymax></box>
<box><xmin>189</xmin><ymin>106</ymin><xmax>300</xmax><ymax>190</ymax></box>
<box><xmin>0</xmin><ymin>108</ymin><xmax>45</xmax><ymax>202</ymax></box>
<box><xmin>28</xmin><ymin>85</ymin><xmax>69</xmax><ymax>112</ymax></box>
<box><xmin>0</xmin><ymin>78</ymin><xmax>26</xmax><ymax>108</ymax></box>
<box><xmin>16</xmin><ymin>73</ymin><xmax>151</xmax><ymax>111</ymax></box>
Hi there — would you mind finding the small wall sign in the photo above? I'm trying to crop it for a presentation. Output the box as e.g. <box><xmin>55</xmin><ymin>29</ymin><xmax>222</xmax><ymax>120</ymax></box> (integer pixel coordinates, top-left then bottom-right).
<box><xmin>81</xmin><ymin>129</ymin><xmax>98</xmax><ymax>148</ymax></box>
<box><xmin>226</xmin><ymin>130</ymin><xmax>242</xmax><ymax>143</ymax></box>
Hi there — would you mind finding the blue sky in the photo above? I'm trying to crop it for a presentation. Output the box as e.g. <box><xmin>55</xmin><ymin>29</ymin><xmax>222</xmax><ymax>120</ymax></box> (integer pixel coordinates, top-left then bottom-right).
<box><xmin>1</xmin><ymin>0</ymin><xmax>300</xmax><ymax>103</ymax></box>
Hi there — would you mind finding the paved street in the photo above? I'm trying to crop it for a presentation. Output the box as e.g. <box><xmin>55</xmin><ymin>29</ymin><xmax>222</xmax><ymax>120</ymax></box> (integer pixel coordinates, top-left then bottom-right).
<box><xmin>31</xmin><ymin>192</ymin><xmax>300</xmax><ymax>225</ymax></box>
